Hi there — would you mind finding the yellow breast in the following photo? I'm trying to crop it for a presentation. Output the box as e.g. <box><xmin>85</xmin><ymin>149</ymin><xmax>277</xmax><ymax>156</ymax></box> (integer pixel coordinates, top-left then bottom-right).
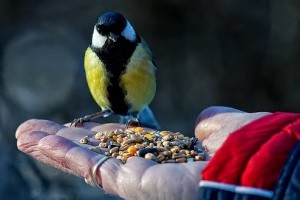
<box><xmin>121</xmin><ymin>42</ymin><xmax>156</xmax><ymax>113</ymax></box>
<box><xmin>84</xmin><ymin>42</ymin><xmax>156</xmax><ymax>114</ymax></box>
<box><xmin>84</xmin><ymin>47</ymin><xmax>111</xmax><ymax>110</ymax></box>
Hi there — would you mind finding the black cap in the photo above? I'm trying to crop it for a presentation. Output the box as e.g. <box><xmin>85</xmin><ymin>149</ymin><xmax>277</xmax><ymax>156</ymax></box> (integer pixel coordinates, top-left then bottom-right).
<box><xmin>95</xmin><ymin>12</ymin><xmax>127</xmax><ymax>35</ymax></box>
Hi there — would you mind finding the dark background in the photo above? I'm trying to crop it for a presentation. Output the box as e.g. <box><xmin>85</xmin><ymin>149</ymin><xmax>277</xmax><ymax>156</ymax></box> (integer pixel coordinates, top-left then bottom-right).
<box><xmin>1</xmin><ymin>0</ymin><xmax>300</xmax><ymax>199</ymax></box>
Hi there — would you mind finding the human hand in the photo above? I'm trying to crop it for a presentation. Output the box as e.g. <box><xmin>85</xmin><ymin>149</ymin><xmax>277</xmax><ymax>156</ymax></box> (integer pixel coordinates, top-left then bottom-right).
<box><xmin>16</xmin><ymin>120</ymin><xmax>207</xmax><ymax>200</ymax></box>
<box><xmin>16</xmin><ymin>106</ymin><xmax>271</xmax><ymax>200</ymax></box>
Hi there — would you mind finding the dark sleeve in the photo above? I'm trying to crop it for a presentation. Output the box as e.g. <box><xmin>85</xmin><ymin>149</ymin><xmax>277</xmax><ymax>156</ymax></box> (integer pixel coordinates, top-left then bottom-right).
<box><xmin>273</xmin><ymin>141</ymin><xmax>300</xmax><ymax>200</ymax></box>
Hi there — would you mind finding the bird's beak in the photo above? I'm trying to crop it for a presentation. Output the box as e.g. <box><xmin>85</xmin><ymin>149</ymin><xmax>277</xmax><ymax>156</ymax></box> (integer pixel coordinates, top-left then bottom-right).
<box><xmin>108</xmin><ymin>33</ymin><xmax>119</xmax><ymax>42</ymax></box>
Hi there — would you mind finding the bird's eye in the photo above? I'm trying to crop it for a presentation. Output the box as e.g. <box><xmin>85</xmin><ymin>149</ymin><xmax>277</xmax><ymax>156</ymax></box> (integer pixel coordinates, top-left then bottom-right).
<box><xmin>96</xmin><ymin>25</ymin><xmax>102</xmax><ymax>32</ymax></box>
<box><xmin>96</xmin><ymin>25</ymin><xmax>107</xmax><ymax>35</ymax></box>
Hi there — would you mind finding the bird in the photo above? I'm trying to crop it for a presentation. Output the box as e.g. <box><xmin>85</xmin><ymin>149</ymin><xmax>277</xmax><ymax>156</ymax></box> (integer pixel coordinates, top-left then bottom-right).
<box><xmin>72</xmin><ymin>11</ymin><xmax>156</xmax><ymax>127</ymax></box>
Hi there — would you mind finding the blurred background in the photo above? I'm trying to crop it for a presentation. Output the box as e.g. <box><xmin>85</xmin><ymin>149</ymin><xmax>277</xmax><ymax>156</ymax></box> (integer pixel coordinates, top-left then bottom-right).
<box><xmin>1</xmin><ymin>0</ymin><xmax>300</xmax><ymax>199</ymax></box>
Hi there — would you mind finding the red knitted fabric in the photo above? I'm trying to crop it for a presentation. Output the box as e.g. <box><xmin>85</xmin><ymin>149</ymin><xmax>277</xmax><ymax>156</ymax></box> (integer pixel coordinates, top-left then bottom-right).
<box><xmin>201</xmin><ymin>112</ymin><xmax>300</xmax><ymax>190</ymax></box>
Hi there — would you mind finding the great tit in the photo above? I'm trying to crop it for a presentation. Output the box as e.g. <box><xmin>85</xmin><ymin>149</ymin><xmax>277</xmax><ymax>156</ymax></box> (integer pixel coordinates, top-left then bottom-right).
<box><xmin>72</xmin><ymin>12</ymin><xmax>156</xmax><ymax>127</ymax></box>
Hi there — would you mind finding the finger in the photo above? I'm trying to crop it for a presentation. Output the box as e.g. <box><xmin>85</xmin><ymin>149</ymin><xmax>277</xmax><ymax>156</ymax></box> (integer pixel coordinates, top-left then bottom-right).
<box><xmin>17</xmin><ymin>130</ymin><xmax>78</xmax><ymax>175</ymax></box>
<box><xmin>196</xmin><ymin>106</ymin><xmax>245</xmax><ymax>124</ymax></box>
<box><xmin>195</xmin><ymin>106</ymin><xmax>245</xmax><ymax>141</ymax></box>
<box><xmin>56</xmin><ymin>126</ymin><xmax>97</xmax><ymax>143</ymax></box>
<box><xmin>56</xmin><ymin>127</ymin><xmax>111</xmax><ymax>153</ymax></box>
<box><xmin>17</xmin><ymin>128</ymin><xmax>105</xmax><ymax>178</ymax></box>
<box><xmin>65</xmin><ymin>122</ymin><xmax>100</xmax><ymax>129</ymax></box>
<box><xmin>88</xmin><ymin>123</ymin><xmax>126</xmax><ymax>132</ymax></box>
<box><xmin>195</xmin><ymin>106</ymin><xmax>271</xmax><ymax>153</ymax></box>
<box><xmin>65</xmin><ymin>122</ymin><xmax>126</xmax><ymax>132</ymax></box>
<box><xmin>16</xmin><ymin>119</ymin><xmax>65</xmax><ymax>139</ymax></box>
<box><xmin>37</xmin><ymin>134</ymin><xmax>101</xmax><ymax>177</ymax></box>
<box><xmin>15</xmin><ymin>119</ymin><xmax>98</xmax><ymax>146</ymax></box>
<box><xmin>17</xmin><ymin>130</ymin><xmax>49</xmax><ymax>156</ymax></box>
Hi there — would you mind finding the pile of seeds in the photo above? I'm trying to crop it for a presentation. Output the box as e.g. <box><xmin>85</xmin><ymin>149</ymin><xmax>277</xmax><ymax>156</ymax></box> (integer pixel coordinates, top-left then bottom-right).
<box><xmin>80</xmin><ymin>127</ymin><xmax>205</xmax><ymax>164</ymax></box>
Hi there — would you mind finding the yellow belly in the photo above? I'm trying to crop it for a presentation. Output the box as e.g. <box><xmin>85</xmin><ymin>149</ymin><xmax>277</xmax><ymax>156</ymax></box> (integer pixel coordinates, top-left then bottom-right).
<box><xmin>84</xmin><ymin>42</ymin><xmax>156</xmax><ymax>114</ymax></box>
<box><xmin>121</xmin><ymin>42</ymin><xmax>156</xmax><ymax>113</ymax></box>
<box><xmin>84</xmin><ymin>47</ymin><xmax>111</xmax><ymax>110</ymax></box>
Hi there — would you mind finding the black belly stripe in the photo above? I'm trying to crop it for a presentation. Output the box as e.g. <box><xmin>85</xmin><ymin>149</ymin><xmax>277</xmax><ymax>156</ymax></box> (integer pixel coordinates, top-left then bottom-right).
<box><xmin>92</xmin><ymin>35</ymin><xmax>141</xmax><ymax>115</ymax></box>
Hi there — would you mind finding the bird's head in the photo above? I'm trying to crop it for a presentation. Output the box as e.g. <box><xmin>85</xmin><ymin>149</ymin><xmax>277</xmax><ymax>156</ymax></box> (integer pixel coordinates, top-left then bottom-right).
<box><xmin>92</xmin><ymin>12</ymin><xmax>137</xmax><ymax>49</ymax></box>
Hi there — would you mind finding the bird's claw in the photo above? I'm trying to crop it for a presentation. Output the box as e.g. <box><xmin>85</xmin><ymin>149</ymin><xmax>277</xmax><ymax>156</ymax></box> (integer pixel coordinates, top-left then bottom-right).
<box><xmin>126</xmin><ymin>118</ymin><xmax>140</xmax><ymax>129</ymax></box>
<box><xmin>70</xmin><ymin>116</ymin><xmax>90</xmax><ymax>127</ymax></box>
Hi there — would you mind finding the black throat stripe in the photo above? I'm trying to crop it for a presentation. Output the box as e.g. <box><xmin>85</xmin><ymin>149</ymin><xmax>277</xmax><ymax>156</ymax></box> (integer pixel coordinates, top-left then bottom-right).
<box><xmin>92</xmin><ymin>35</ymin><xmax>141</xmax><ymax>115</ymax></box>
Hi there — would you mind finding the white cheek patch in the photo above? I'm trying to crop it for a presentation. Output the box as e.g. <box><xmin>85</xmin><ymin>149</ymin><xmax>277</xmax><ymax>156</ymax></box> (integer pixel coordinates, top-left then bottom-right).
<box><xmin>92</xmin><ymin>27</ymin><xmax>107</xmax><ymax>49</ymax></box>
<box><xmin>121</xmin><ymin>21</ymin><xmax>136</xmax><ymax>42</ymax></box>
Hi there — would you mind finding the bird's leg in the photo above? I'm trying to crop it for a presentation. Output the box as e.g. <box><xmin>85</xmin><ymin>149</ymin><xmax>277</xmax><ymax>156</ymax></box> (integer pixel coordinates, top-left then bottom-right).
<box><xmin>126</xmin><ymin>112</ymin><xmax>140</xmax><ymax>129</ymax></box>
<box><xmin>71</xmin><ymin>110</ymin><xmax>111</xmax><ymax>127</ymax></box>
